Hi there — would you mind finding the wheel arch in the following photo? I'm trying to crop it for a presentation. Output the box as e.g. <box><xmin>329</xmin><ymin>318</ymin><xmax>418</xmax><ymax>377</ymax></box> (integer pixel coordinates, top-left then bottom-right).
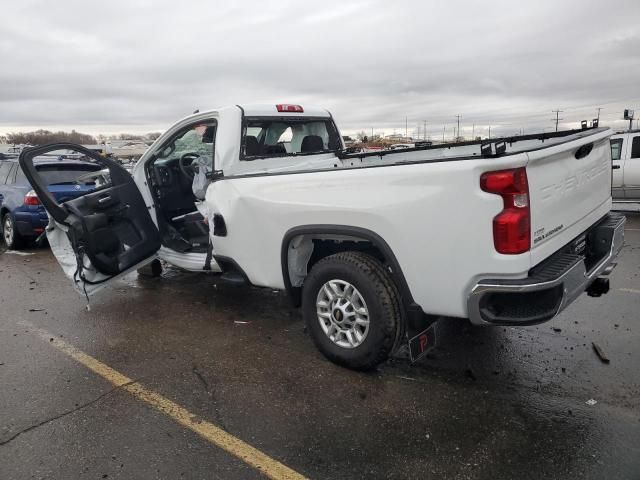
<box><xmin>280</xmin><ymin>225</ymin><xmax>417</xmax><ymax>312</ymax></box>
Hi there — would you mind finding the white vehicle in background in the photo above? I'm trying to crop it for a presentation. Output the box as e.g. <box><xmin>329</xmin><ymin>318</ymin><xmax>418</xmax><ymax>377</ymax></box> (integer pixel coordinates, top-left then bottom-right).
<box><xmin>389</xmin><ymin>143</ymin><xmax>413</xmax><ymax>150</ymax></box>
<box><xmin>20</xmin><ymin>104</ymin><xmax>625</xmax><ymax>370</ymax></box>
<box><xmin>610</xmin><ymin>130</ymin><xmax>640</xmax><ymax>201</ymax></box>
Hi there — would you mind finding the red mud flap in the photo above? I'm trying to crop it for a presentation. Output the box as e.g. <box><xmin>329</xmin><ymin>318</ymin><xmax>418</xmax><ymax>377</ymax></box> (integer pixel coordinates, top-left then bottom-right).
<box><xmin>408</xmin><ymin>323</ymin><xmax>437</xmax><ymax>362</ymax></box>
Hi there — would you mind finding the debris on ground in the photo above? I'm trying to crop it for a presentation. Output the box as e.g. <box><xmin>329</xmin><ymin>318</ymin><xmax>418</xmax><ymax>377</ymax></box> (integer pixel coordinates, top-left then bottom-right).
<box><xmin>586</xmin><ymin>399</ymin><xmax>598</xmax><ymax>406</ymax></box>
<box><xmin>28</xmin><ymin>308</ymin><xmax>45</xmax><ymax>312</ymax></box>
<box><xmin>4</xmin><ymin>251</ymin><xmax>34</xmax><ymax>256</ymax></box>
<box><xmin>233</xmin><ymin>320</ymin><xmax>251</xmax><ymax>324</ymax></box>
<box><xmin>552</xmin><ymin>327</ymin><xmax>562</xmax><ymax>333</ymax></box>
<box><xmin>592</xmin><ymin>342</ymin><xmax>610</xmax><ymax>364</ymax></box>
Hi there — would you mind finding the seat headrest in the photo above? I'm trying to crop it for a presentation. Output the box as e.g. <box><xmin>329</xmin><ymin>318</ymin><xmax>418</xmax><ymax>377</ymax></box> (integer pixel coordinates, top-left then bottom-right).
<box><xmin>301</xmin><ymin>135</ymin><xmax>324</xmax><ymax>153</ymax></box>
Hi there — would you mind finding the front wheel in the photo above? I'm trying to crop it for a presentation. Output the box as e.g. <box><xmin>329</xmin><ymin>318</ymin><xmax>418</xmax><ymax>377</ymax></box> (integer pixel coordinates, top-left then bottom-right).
<box><xmin>137</xmin><ymin>258</ymin><xmax>163</xmax><ymax>277</ymax></box>
<box><xmin>2</xmin><ymin>213</ymin><xmax>24</xmax><ymax>250</ymax></box>
<box><xmin>302</xmin><ymin>252</ymin><xmax>401</xmax><ymax>370</ymax></box>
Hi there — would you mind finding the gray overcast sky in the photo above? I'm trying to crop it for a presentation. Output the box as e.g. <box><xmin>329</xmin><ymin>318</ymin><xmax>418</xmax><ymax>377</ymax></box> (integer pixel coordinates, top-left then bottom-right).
<box><xmin>1</xmin><ymin>0</ymin><xmax>639</xmax><ymax>139</ymax></box>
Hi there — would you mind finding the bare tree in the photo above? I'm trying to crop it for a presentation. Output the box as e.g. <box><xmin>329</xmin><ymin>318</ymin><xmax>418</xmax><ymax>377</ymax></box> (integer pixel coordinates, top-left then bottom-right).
<box><xmin>6</xmin><ymin>129</ymin><xmax>97</xmax><ymax>145</ymax></box>
<box><xmin>355</xmin><ymin>131</ymin><xmax>368</xmax><ymax>141</ymax></box>
<box><xmin>145</xmin><ymin>132</ymin><xmax>162</xmax><ymax>141</ymax></box>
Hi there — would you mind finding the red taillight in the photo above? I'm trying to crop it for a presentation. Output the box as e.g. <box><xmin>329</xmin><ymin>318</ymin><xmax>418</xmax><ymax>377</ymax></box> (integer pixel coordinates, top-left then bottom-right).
<box><xmin>276</xmin><ymin>104</ymin><xmax>304</xmax><ymax>113</ymax></box>
<box><xmin>480</xmin><ymin>167</ymin><xmax>530</xmax><ymax>254</ymax></box>
<box><xmin>24</xmin><ymin>190</ymin><xmax>40</xmax><ymax>206</ymax></box>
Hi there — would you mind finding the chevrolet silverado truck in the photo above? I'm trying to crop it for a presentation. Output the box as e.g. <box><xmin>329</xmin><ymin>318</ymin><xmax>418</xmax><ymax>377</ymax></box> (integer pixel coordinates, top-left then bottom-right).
<box><xmin>19</xmin><ymin>104</ymin><xmax>625</xmax><ymax>370</ymax></box>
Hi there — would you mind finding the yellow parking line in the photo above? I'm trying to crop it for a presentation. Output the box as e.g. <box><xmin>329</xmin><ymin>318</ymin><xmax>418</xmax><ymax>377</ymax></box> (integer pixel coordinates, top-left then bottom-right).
<box><xmin>22</xmin><ymin>322</ymin><xmax>307</xmax><ymax>480</ymax></box>
<box><xmin>619</xmin><ymin>288</ymin><xmax>640</xmax><ymax>294</ymax></box>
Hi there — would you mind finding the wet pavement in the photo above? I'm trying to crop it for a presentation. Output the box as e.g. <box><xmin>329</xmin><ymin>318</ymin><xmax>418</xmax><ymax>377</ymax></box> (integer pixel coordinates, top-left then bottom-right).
<box><xmin>0</xmin><ymin>214</ymin><xmax>639</xmax><ymax>480</ymax></box>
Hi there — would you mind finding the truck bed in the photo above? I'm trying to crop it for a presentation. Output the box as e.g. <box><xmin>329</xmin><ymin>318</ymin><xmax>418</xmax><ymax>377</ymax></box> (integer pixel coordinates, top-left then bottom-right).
<box><xmin>338</xmin><ymin>127</ymin><xmax>608</xmax><ymax>164</ymax></box>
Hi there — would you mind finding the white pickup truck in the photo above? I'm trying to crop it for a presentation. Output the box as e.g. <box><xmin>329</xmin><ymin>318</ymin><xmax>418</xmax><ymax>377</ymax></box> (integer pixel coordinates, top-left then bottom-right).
<box><xmin>19</xmin><ymin>104</ymin><xmax>625</xmax><ymax>370</ymax></box>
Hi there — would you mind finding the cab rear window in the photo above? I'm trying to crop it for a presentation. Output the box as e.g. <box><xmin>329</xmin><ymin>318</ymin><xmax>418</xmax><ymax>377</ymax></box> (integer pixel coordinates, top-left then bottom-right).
<box><xmin>241</xmin><ymin>117</ymin><xmax>341</xmax><ymax>160</ymax></box>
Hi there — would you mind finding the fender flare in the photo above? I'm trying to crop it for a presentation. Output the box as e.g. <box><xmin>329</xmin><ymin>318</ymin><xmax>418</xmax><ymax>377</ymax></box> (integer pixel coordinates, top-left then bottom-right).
<box><xmin>280</xmin><ymin>225</ymin><xmax>422</xmax><ymax>322</ymax></box>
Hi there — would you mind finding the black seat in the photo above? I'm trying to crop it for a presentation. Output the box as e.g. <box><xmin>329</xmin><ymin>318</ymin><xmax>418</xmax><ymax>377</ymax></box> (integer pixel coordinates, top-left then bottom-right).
<box><xmin>245</xmin><ymin>136</ymin><xmax>260</xmax><ymax>156</ymax></box>
<box><xmin>301</xmin><ymin>135</ymin><xmax>324</xmax><ymax>152</ymax></box>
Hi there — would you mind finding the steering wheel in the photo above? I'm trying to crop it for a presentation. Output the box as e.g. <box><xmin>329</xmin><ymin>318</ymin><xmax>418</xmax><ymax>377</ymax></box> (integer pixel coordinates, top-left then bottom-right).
<box><xmin>179</xmin><ymin>152</ymin><xmax>201</xmax><ymax>179</ymax></box>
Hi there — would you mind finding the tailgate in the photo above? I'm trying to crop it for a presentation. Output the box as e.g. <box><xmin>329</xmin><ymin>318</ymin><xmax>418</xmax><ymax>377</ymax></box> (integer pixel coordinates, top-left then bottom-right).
<box><xmin>526</xmin><ymin>129</ymin><xmax>613</xmax><ymax>267</ymax></box>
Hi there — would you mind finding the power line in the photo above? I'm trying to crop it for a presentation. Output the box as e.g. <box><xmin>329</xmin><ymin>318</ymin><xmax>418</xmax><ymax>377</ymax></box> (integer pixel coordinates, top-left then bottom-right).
<box><xmin>551</xmin><ymin>109</ymin><xmax>563</xmax><ymax>132</ymax></box>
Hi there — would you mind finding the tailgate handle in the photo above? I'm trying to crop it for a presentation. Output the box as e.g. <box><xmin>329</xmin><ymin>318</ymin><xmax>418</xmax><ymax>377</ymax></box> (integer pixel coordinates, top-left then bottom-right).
<box><xmin>575</xmin><ymin>143</ymin><xmax>593</xmax><ymax>159</ymax></box>
<box><xmin>612</xmin><ymin>165</ymin><xmax>621</xmax><ymax>170</ymax></box>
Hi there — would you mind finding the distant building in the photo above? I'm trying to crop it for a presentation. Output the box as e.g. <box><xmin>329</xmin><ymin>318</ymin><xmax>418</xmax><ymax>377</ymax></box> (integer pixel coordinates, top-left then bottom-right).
<box><xmin>385</xmin><ymin>134</ymin><xmax>413</xmax><ymax>142</ymax></box>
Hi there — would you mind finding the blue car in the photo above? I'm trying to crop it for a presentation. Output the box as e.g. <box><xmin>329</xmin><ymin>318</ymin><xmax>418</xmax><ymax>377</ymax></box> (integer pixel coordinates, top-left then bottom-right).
<box><xmin>0</xmin><ymin>154</ymin><xmax>103</xmax><ymax>249</ymax></box>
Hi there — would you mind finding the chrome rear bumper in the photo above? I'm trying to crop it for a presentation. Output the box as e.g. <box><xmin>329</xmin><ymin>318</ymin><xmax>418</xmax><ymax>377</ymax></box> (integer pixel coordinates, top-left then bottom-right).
<box><xmin>467</xmin><ymin>213</ymin><xmax>625</xmax><ymax>326</ymax></box>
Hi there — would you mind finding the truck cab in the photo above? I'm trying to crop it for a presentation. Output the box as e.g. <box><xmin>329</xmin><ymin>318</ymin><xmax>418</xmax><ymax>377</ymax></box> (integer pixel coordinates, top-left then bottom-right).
<box><xmin>610</xmin><ymin>130</ymin><xmax>640</xmax><ymax>200</ymax></box>
<box><xmin>17</xmin><ymin>105</ymin><xmax>344</xmax><ymax>292</ymax></box>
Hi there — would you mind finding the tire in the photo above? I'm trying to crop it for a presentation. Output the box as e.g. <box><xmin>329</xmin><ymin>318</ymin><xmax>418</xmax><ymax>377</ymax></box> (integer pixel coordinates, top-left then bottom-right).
<box><xmin>302</xmin><ymin>251</ymin><xmax>402</xmax><ymax>370</ymax></box>
<box><xmin>137</xmin><ymin>258</ymin><xmax>163</xmax><ymax>277</ymax></box>
<box><xmin>2</xmin><ymin>213</ymin><xmax>24</xmax><ymax>250</ymax></box>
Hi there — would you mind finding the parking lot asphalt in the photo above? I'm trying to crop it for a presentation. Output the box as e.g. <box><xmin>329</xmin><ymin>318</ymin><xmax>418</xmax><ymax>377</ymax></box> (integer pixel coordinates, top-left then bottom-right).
<box><xmin>1</xmin><ymin>214</ymin><xmax>639</xmax><ymax>480</ymax></box>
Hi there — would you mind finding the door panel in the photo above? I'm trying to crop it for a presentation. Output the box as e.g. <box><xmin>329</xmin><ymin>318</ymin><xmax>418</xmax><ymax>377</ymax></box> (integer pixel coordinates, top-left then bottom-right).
<box><xmin>19</xmin><ymin>143</ymin><xmax>160</xmax><ymax>290</ymax></box>
<box><xmin>624</xmin><ymin>135</ymin><xmax>640</xmax><ymax>199</ymax></box>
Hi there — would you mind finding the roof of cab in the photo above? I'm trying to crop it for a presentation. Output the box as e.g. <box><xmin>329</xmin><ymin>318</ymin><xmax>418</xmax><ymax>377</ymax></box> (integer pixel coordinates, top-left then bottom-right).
<box><xmin>236</xmin><ymin>104</ymin><xmax>331</xmax><ymax>118</ymax></box>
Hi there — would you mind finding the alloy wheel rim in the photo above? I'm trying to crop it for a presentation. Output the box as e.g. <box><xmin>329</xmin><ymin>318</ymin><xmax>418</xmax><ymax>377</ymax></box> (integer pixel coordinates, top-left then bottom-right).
<box><xmin>316</xmin><ymin>279</ymin><xmax>370</xmax><ymax>348</ymax></box>
<box><xmin>3</xmin><ymin>217</ymin><xmax>13</xmax><ymax>245</ymax></box>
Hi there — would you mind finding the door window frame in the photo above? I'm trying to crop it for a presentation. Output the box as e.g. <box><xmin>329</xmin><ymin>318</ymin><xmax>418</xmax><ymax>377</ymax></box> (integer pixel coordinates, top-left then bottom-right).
<box><xmin>19</xmin><ymin>144</ymin><xmax>134</xmax><ymax>224</ymax></box>
<box><xmin>610</xmin><ymin>138</ymin><xmax>624</xmax><ymax>161</ymax></box>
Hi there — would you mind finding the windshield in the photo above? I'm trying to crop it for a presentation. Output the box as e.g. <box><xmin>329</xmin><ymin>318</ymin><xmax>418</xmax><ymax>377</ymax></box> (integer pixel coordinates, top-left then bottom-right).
<box><xmin>36</xmin><ymin>164</ymin><xmax>103</xmax><ymax>185</ymax></box>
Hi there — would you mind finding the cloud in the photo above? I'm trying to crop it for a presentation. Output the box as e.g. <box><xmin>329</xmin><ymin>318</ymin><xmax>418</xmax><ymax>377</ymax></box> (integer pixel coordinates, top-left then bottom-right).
<box><xmin>1</xmin><ymin>0</ymin><xmax>639</xmax><ymax>138</ymax></box>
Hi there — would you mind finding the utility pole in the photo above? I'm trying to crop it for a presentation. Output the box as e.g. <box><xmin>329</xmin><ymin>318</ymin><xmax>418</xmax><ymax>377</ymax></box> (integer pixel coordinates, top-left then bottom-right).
<box><xmin>488</xmin><ymin>125</ymin><xmax>491</xmax><ymax>139</ymax></box>
<box><xmin>552</xmin><ymin>108</ymin><xmax>563</xmax><ymax>132</ymax></box>
<box><xmin>371</xmin><ymin>127</ymin><xmax>373</xmax><ymax>140</ymax></box>
<box><xmin>442</xmin><ymin>125</ymin><xmax>446</xmax><ymax>143</ymax></box>
<box><xmin>455</xmin><ymin>115</ymin><xmax>461</xmax><ymax>141</ymax></box>
<box><xmin>405</xmin><ymin>117</ymin><xmax>408</xmax><ymax>140</ymax></box>
<box><xmin>423</xmin><ymin>120</ymin><xmax>427</xmax><ymax>140</ymax></box>
<box><xmin>596</xmin><ymin>107</ymin><xmax>602</xmax><ymax>123</ymax></box>
<box><xmin>471</xmin><ymin>124</ymin><xmax>475</xmax><ymax>140</ymax></box>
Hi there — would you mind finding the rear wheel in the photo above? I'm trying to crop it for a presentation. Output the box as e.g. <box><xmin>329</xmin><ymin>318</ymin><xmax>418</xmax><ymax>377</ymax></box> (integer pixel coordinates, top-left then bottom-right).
<box><xmin>302</xmin><ymin>251</ymin><xmax>401</xmax><ymax>370</ymax></box>
<box><xmin>2</xmin><ymin>213</ymin><xmax>24</xmax><ymax>250</ymax></box>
